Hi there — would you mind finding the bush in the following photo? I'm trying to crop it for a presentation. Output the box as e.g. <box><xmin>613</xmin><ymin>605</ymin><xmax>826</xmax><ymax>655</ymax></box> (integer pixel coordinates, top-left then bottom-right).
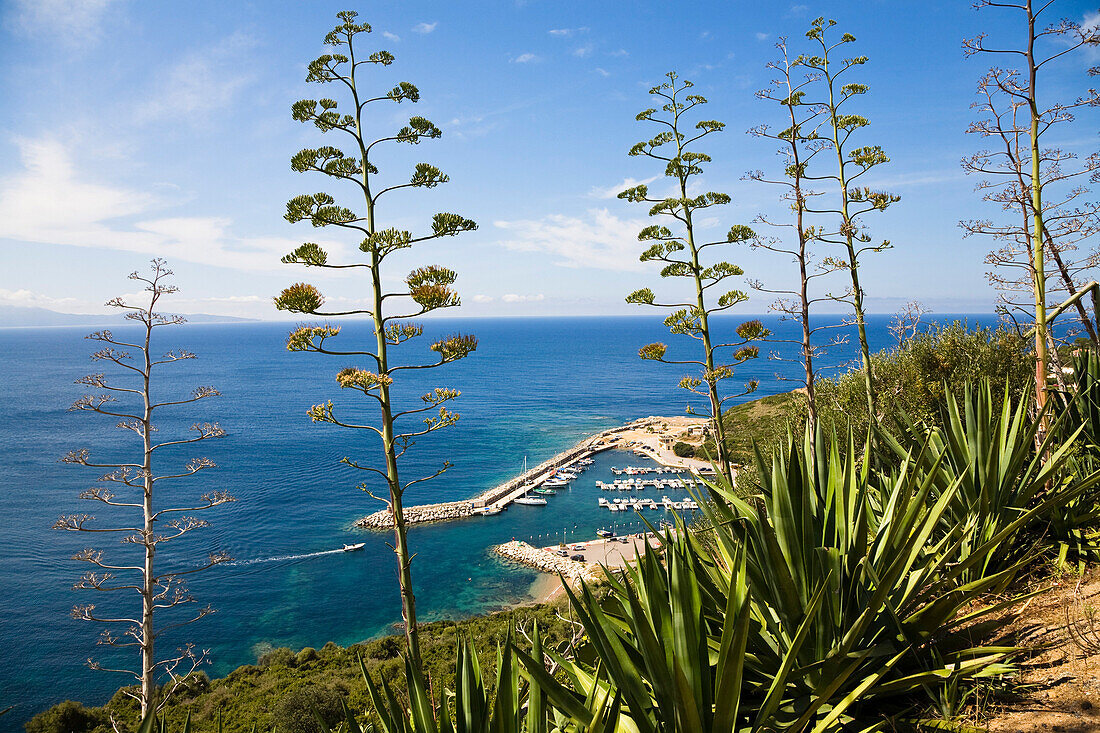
<box><xmin>295</xmin><ymin>647</ymin><xmax>319</xmax><ymax>666</ymax></box>
<box><xmin>274</xmin><ymin>685</ymin><xmax>346</xmax><ymax>733</ymax></box>
<box><xmin>671</xmin><ymin>441</ymin><xmax>695</xmax><ymax>458</ymax></box>
<box><xmin>25</xmin><ymin>701</ymin><xmax>109</xmax><ymax>733</ymax></box>
<box><xmin>258</xmin><ymin>647</ymin><xmax>296</xmax><ymax>668</ymax></box>
<box><xmin>815</xmin><ymin>320</ymin><xmax>1031</xmax><ymax>441</ymax></box>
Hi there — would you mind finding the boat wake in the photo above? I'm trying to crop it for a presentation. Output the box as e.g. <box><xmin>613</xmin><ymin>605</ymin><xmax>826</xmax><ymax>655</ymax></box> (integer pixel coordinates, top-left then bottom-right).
<box><xmin>225</xmin><ymin>548</ymin><xmax>347</xmax><ymax>566</ymax></box>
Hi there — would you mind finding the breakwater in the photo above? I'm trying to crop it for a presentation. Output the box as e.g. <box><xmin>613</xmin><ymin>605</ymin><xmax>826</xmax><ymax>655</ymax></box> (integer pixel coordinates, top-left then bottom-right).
<box><xmin>492</xmin><ymin>540</ymin><xmax>602</xmax><ymax>583</ymax></box>
<box><xmin>356</xmin><ymin>416</ymin><xmax>673</xmax><ymax>530</ymax></box>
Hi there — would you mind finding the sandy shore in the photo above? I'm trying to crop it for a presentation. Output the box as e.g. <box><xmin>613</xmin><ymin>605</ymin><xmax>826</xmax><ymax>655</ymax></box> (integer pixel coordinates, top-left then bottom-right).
<box><xmin>525</xmin><ymin>532</ymin><xmax>667</xmax><ymax>604</ymax></box>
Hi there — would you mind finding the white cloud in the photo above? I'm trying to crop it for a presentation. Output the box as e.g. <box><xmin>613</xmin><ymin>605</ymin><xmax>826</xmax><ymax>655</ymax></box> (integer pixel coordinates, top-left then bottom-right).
<box><xmin>382</xmin><ymin>31</ymin><xmax>401</xmax><ymax>42</ymax></box>
<box><xmin>512</xmin><ymin>52</ymin><xmax>540</xmax><ymax>64</ymax></box>
<box><xmin>412</xmin><ymin>21</ymin><xmax>438</xmax><ymax>34</ymax></box>
<box><xmin>0</xmin><ymin>137</ymin><xmax>315</xmax><ymax>273</ymax></box>
<box><xmin>573</xmin><ymin>44</ymin><xmax>594</xmax><ymax>58</ymax></box>
<box><xmin>501</xmin><ymin>293</ymin><xmax>545</xmax><ymax>303</ymax></box>
<box><xmin>549</xmin><ymin>27</ymin><xmax>589</xmax><ymax>37</ymax></box>
<box><xmin>588</xmin><ymin>176</ymin><xmax>658</xmax><ymax>200</ymax></box>
<box><xmin>494</xmin><ymin>208</ymin><xmax>648</xmax><ymax>271</ymax></box>
<box><xmin>0</xmin><ymin>288</ymin><xmax>82</xmax><ymax>311</ymax></box>
<box><xmin>595</xmin><ymin>67</ymin><xmax>610</xmax><ymax>77</ymax></box>
<box><xmin>136</xmin><ymin>33</ymin><xmax>257</xmax><ymax>123</ymax></box>
<box><xmin>470</xmin><ymin>294</ymin><xmax>494</xmax><ymax>303</ymax></box>
<box><xmin>755</xmin><ymin>32</ymin><xmax>770</xmax><ymax>41</ymax></box>
<box><xmin>607</xmin><ymin>49</ymin><xmax>629</xmax><ymax>57</ymax></box>
<box><xmin>6</xmin><ymin>0</ymin><xmax>120</xmax><ymax>45</ymax></box>
<box><xmin>788</xmin><ymin>4</ymin><xmax>809</xmax><ymax>16</ymax></box>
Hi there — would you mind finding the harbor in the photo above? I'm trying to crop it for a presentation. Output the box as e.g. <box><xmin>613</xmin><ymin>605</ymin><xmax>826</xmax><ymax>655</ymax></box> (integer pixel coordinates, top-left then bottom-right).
<box><xmin>357</xmin><ymin>414</ymin><xmax>714</xmax><ymax>529</ymax></box>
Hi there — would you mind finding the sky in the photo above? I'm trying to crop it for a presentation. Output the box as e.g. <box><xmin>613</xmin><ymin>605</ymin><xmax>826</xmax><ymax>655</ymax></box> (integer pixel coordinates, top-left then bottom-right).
<box><xmin>0</xmin><ymin>0</ymin><xmax>1098</xmax><ymax>319</ymax></box>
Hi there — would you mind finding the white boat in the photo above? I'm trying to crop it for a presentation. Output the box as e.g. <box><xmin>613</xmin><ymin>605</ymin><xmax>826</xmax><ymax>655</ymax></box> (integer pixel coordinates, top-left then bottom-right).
<box><xmin>514</xmin><ymin>496</ymin><xmax>547</xmax><ymax>506</ymax></box>
<box><xmin>342</xmin><ymin>543</ymin><xmax>365</xmax><ymax>552</ymax></box>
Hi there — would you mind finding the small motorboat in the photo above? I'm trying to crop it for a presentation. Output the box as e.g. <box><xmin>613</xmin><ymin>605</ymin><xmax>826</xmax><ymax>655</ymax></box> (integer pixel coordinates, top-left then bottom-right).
<box><xmin>342</xmin><ymin>543</ymin><xmax>366</xmax><ymax>552</ymax></box>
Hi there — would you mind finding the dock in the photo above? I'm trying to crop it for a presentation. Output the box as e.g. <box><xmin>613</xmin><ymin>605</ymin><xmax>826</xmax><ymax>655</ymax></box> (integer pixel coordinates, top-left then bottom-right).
<box><xmin>356</xmin><ymin>415</ymin><xmax>708</xmax><ymax>530</ymax></box>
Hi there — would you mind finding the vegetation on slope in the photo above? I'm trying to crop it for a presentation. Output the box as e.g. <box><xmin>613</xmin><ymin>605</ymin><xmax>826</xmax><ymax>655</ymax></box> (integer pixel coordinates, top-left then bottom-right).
<box><xmin>28</xmin><ymin>606</ymin><xmax>579</xmax><ymax>733</ymax></box>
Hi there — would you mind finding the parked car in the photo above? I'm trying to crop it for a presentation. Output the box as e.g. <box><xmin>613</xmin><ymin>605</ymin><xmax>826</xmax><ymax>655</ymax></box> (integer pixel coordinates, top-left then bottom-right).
<box><xmin>571</xmin><ymin>544</ymin><xmax>586</xmax><ymax>551</ymax></box>
<box><xmin>556</xmin><ymin>549</ymin><xmax>569</xmax><ymax>557</ymax></box>
<box><xmin>570</xmin><ymin>554</ymin><xmax>585</xmax><ymax>561</ymax></box>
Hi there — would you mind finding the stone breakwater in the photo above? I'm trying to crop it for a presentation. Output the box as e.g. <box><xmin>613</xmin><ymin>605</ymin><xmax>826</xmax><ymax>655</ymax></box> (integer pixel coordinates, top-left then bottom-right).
<box><xmin>356</xmin><ymin>499</ymin><xmax>474</xmax><ymax>529</ymax></box>
<box><xmin>355</xmin><ymin>416</ymin><xmax>673</xmax><ymax>530</ymax></box>
<box><xmin>492</xmin><ymin>540</ymin><xmax>602</xmax><ymax>584</ymax></box>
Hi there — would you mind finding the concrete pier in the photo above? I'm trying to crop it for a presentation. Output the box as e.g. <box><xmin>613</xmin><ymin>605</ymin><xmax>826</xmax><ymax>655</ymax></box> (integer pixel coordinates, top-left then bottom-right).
<box><xmin>356</xmin><ymin>415</ymin><xmax>705</xmax><ymax>530</ymax></box>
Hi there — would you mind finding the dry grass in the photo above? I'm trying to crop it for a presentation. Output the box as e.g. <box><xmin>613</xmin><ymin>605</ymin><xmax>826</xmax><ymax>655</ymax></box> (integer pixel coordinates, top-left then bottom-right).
<box><xmin>980</xmin><ymin>567</ymin><xmax>1100</xmax><ymax>732</ymax></box>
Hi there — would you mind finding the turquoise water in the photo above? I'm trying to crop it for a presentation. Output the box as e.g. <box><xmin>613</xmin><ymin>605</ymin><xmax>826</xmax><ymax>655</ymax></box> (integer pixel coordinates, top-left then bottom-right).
<box><xmin>0</xmin><ymin>314</ymin><xmax>994</xmax><ymax>725</ymax></box>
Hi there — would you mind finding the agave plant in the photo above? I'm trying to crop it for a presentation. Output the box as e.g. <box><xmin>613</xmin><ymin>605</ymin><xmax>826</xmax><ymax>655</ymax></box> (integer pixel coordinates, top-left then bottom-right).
<box><xmin>698</xmin><ymin>427</ymin><xmax>1022</xmax><ymax>730</ymax></box>
<box><xmin>881</xmin><ymin>382</ymin><xmax>1100</xmax><ymax>576</ymax></box>
<box><xmin>1054</xmin><ymin>348</ymin><xmax>1100</xmax><ymax>453</ymax></box>
<box><xmin>515</xmin><ymin>534</ymin><xmax>837</xmax><ymax>732</ymax></box>
<box><xmin>354</xmin><ymin>633</ymin><xmax>622</xmax><ymax>733</ymax></box>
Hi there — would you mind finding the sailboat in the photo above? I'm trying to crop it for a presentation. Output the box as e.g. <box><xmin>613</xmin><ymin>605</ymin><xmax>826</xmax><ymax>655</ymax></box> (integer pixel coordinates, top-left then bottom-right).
<box><xmin>514</xmin><ymin>492</ymin><xmax>547</xmax><ymax>506</ymax></box>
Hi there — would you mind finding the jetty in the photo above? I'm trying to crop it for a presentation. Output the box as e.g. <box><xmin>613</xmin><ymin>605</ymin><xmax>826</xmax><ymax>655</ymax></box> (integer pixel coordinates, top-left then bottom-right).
<box><xmin>356</xmin><ymin>415</ymin><xmax>709</xmax><ymax>530</ymax></box>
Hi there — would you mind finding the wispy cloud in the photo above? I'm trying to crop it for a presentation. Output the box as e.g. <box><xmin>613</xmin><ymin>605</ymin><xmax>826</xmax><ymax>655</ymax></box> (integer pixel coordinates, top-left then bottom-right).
<box><xmin>501</xmin><ymin>293</ymin><xmax>545</xmax><ymax>303</ymax></box>
<box><xmin>412</xmin><ymin>21</ymin><xmax>438</xmax><ymax>34</ymax></box>
<box><xmin>470</xmin><ymin>294</ymin><xmax>494</xmax><ymax>303</ymax></box>
<box><xmin>382</xmin><ymin>31</ymin><xmax>401</xmax><ymax>42</ymax></box>
<box><xmin>755</xmin><ymin>32</ymin><xmax>770</xmax><ymax>41</ymax></box>
<box><xmin>607</xmin><ymin>49</ymin><xmax>629</xmax><ymax>57</ymax></box>
<box><xmin>494</xmin><ymin>209</ymin><xmax>647</xmax><ymax>271</ymax></box>
<box><xmin>549</xmin><ymin>27</ymin><xmax>589</xmax><ymax>37</ymax></box>
<box><xmin>136</xmin><ymin>32</ymin><xmax>257</xmax><ymax>123</ymax></box>
<box><xmin>595</xmin><ymin>67</ymin><xmax>611</xmax><ymax>77</ymax></box>
<box><xmin>588</xmin><ymin>176</ymin><xmax>657</xmax><ymax>199</ymax></box>
<box><xmin>0</xmin><ymin>137</ymin><xmax>315</xmax><ymax>273</ymax></box>
<box><xmin>572</xmin><ymin>43</ymin><xmax>594</xmax><ymax>58</ymax></box>
<box><xmin>512</xmin><ymin>52</ymin><xmax>540</xmax><ymax>63</ymax></box>
<box><xmin>787</xmin><ymin>4</ymin><xmax>809</xmax><ymax>17</ymax></box>
<box><xmin>6</xmin><ymin>0</ymin><xmax>121</xmax><ymax>46</ymax></box>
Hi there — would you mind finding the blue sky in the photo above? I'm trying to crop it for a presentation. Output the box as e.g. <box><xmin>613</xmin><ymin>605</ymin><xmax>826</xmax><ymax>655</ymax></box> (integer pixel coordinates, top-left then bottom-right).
<box><xmin>0</xmin><ymin>0</ymin><xmax>1097</xmax><ymax>319</ymax></box>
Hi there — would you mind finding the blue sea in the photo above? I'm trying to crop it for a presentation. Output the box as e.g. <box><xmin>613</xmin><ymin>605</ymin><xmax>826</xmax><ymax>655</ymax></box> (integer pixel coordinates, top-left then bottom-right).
<box><xmin>0</xmin><ymin>314</ymin><xmax>996</xmax><ymax>727</ymax></box>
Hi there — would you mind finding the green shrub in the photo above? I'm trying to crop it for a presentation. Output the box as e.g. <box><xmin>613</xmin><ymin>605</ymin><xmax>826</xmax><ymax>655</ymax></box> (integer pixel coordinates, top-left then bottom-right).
<box><xmin>295</xmin><ymin>647</ymin><xmax>319</xmax><ymax>666</ymax></box>
<box><xmin>274</xmin><ymin>685</ymin><xmax>346</xmax><ymax>733</ymax></box>
<box><xmin>815</xmin><ymin>320</ymin><xmax>1031</xmax><ymax>441</ymax></box>
<box><xmin>672</xmin><ymin>441</ymin><xmax>695</xmax><ymax>458</ymax></box>
<box><xmin>258</xmin><ymin>647</ymin><xmax>296</xmax><ymax>668</ymax></box>
<box><xmin>25</xmin><ymin>701</ymin><xmax>109</xmax><ymax>733</ymax></box>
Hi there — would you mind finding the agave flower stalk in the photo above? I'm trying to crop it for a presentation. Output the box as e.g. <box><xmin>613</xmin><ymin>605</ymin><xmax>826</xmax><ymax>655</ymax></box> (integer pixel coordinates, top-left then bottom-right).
<box><xmin>274</xmin><ymin>11</ymin><xmax>477</xmax><ymax>671</ymax></box>
<box><xmin>621</xmin><ymin>71</ymin><xmax>767</xmax><ymax>481</ymax></box>
<box><xmin>799</xmin><ymin>18</ymin><xmax>900</xmax><ymax>420</ymax></box>
<box><xmin>55</xmin><ymin>259</ymin><xmax>232</xmax><ymax>717</ymax></box>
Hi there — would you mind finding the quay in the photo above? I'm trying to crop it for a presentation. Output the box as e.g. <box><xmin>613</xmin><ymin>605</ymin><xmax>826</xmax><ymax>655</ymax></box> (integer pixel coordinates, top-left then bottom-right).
<box><xmin>356</xmin><ymin>414</ymin><xmax>711</xmax><ymax>530</ymax></box>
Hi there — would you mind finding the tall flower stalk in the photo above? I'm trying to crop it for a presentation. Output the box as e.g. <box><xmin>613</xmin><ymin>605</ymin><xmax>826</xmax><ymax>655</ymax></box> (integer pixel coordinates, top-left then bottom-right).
<box><xmin>800</xmin><ymin>18</ymin><xmax>899</xmax><ymax>419</ymax></box>
<box><xmin>274</xmin><ymin>11</ymin><xmax>477</xmax><ymax>671</ymax></box>
<box><xmin>963</xmin><ymin>0</ymin><xmax>1100</xmax><ymax>424</ymax></box>
<box><xmin>55</xmin><ymin>259</ymin><xmax>232</xmax><ymax>718</ymax></box>
<box><xmin>748</xmin><ymin>39</ymin><xmax>844</xmax><ymax>434</ymax></box>
<box><xmin>621</xmin><ymin>71</ymin><xmax>766</xmax><ymax>481</ymax></box>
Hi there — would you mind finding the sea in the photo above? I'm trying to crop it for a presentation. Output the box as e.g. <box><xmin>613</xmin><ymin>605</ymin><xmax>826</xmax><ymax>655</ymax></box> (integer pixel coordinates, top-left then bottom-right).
<box><xmin>0</xmin><ymin>313</ymin><xmax>997</xmax><ymax>727</ymax></box>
